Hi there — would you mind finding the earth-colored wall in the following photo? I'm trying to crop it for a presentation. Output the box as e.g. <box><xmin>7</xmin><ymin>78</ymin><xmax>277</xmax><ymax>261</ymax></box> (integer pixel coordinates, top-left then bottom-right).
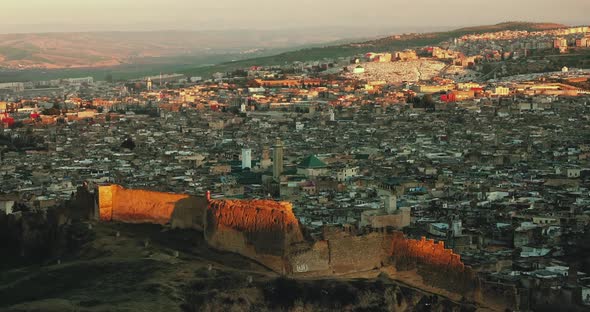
<box><xmin>204</xmin><ymin>199</ymin><xmax>305</xmax><ymax>272</ymax></box>
<box><xmin>98</xmin><ymin>185</ymin><xmax>206</xmax><ymax>229</ymax></box>
<box><xmin>368</xmin><ymin>208</ymin><xmax>411</xmax><ymax>229</ymax></box>
<box><xmin>288</xmin><ymin>241</ymin><xmax>331</xmax><ymax>275</ymax></box>
<box><xmin>96</xmin><ymin>185</ymin><xmax>482</xmax><ymax>301</ymax></box>
<box><xmin>390</xmin><ymin>233</ymin><xmax>478</xmax><ymax>295</ymax></box>
<box><xmin>328</xmin><ymin>232</ymin><xmax>392</xmax><ymax>275</ymax></box>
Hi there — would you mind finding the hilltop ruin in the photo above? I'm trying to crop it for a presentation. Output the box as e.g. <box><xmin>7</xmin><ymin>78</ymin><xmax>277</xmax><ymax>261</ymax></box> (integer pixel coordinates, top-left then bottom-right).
<box><xmin>95</xmin><ymin>184</ymin><xmax>494</xmax><ymax>307</ymax></box>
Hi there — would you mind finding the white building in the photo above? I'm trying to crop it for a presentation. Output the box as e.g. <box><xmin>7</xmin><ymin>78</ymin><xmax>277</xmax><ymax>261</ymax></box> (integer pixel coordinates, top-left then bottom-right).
<box><xmin>352</xmin><ymin>65</ymin><xmax>365</xmax><ymax>74</ymax></box>
<box><xmin>64</xmin><ymin>77</ymin><xmax>94</xmax><ymax>85</ymax></box>
<box><xmin>0</xmin><ymin>200</ymin><xmax>15</xmax><ymax>215</ymax></box>
<box><xmin>0</xmin><ymin>82</ymin><xmax>25</xmax><ymax>92</ymax></box>
<box><xmin>295</xmin><ymin>121</ymin><xmax>304</xmax><ymax>131</ymax></box>
<box><xmin>241</xmin><ymin>148</ymin><xmax>252</xmax><ymax>170</ymax></box>
<box><xmin>336</xmin><ymin>166</ymin><xmax>359</xmax><ymax>182</ymax></box>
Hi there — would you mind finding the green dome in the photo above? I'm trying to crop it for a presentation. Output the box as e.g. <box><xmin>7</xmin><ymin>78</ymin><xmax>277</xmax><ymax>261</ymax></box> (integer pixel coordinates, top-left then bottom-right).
<box><xmin>298</xmin><ymin>155</ymin><xmax>327</xmax><ymax>169</ymax></box>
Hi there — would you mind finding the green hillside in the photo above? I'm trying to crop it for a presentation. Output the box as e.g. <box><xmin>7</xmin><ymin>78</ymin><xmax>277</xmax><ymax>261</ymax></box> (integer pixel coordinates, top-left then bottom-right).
<box><xmin>180</xmin><ymin>22</ymin><xmax>567</xmax><ymax>78</ymax></box>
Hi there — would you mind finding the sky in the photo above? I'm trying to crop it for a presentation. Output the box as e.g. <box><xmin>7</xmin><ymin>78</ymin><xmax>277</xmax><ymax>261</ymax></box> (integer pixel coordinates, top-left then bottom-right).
<box><xmin>2</xmin><ymin>0</ymin><xmax>590</xmax><ymax>33</ymax></box>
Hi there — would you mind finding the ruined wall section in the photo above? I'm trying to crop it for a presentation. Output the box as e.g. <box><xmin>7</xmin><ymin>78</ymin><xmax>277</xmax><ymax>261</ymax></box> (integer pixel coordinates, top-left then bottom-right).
<box><xmin>288</xmin><ymin>241</ymin><xmax>331</xmax><ymax>276</ymax></box>
<box><xmin>328</xmin><ymin>232</ymin><xmax>393</xmax><ymax>275</ymax></box>
<box><xmin>96</xmin><ymin>185</ymin><xmax>479</xmax><ymax>299</ymax></box>
<box><xmin>288</xmin><ymin>230</ymin><xmax>393</xmax><ymax>277</ymax></box>
<box><xmin>98</xmin><ymin>185</ymin><xmax>206</xmax><ymax>229</ymax></box>
<box><xmin>98</xmin><ymin>185</ymin><xmax>114</xmax><ymax>221</ymax></box>
<box><xmin>390</xmin><ymin>233</ymin><xmax>478</xmax><ymax>295</ymax></box>
<box><xmin>205</xmin><ymin>199</ymin><xmax>305</xmax><ymax>273</ymax></box>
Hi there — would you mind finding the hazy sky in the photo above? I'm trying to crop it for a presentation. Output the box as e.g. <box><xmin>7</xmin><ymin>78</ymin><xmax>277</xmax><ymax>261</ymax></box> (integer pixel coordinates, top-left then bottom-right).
<box><xmin>2</xmin><ymin>0</ymin><xmax>589</xmax><ymax>33</ymax></box>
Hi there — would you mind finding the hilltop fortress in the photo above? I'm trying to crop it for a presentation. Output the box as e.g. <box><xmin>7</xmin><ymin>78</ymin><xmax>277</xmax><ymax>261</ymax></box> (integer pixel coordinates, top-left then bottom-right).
<box><xmin>95</xmin><ymin>184</ymin><xmax>512</xmax><ymax>309</ymax></box>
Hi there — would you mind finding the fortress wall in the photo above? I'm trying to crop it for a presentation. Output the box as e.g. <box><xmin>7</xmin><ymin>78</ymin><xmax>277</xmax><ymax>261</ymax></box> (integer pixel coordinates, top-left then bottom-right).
<box><xmin>205</xmin><ymin>199</ymin><xmax>305</xmax><ymax>272</ymax></box>
<box><xmin>288</xmin><ymin>241</ymin><xmax>331</xmax><ymax>276</ymax></box>
<box><xmin>328</xmin><ymin>232</ymin><xmax>392</xmax><ymax>275</ymax></box>
<box><xmin>98</xmin><ymin>185</ymin><xmax>206</xmax><ymax>228</ymax></box>
<box><xmin>390</xmin><ymin>233</ymin><xmax>477</xmax><ymax>295</ymax></box>
<box><xmin>170</xmin><ymin>196</ymin><xmax>208</xmax><ymax>231</ymax></box>
<box><xmin>96</xmin><ymin>185</ymin><xmax>479</xmax><ymax>298</ymax></box>
<box><xmin>98</xmin><ymin>185</ymin><xmax>114</xmax><ymax>221</ymax></box>
<box><xmin>206</xmin><ymin>199</ymin><xmax>304</xmax><ymax>255</ymax></box>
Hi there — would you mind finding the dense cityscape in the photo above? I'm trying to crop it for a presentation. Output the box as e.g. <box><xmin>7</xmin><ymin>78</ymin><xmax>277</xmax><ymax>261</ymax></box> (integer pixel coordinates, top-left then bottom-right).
<box><xmin>1</xmin><ymin>16</ymin><xmax>590</xmax><ymax>312</ymax></box>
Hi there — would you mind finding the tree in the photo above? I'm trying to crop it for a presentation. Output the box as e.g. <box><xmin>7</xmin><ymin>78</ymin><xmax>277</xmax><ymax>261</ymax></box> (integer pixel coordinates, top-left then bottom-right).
<box><xmin>121</xmin><ymin>137</ymin><xmax>136</xmax><ymax>150</ymax></box>
<box><xmin>42</xmin><ymin>107</ymin><xmax>61</xmax><ymax>116</ymax></box>
<box><xmin>105</xmin><ymin>73</ymin><xmax>113</xmax><ymax>83</ymax></box>
<box><xmin>422</xmin><ymin>94</ymin><xmax>435</xmax><ymax>107</ymax></box>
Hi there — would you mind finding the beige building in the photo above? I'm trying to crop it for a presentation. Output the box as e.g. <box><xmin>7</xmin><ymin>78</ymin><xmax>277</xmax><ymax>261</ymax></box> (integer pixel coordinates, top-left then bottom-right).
<box><xmin>494</xmin><ymin>86</ymin><xmax>510</xmax><ymax>96</ymax></box>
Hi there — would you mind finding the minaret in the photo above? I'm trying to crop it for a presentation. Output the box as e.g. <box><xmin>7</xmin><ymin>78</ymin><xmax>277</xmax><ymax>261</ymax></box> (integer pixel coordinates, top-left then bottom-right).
<box><xmin>272</xmin><ymin>138</ymin><xmax>284</xmax><ymax>181</ymax></box>
<box><xmin>147</xmin><ymin>78</ymin><xmax>153</xmax><ymax>91</ymax></box>
<box><xmin>241</xmin><ymin>148</ymin><xmax>252</xmax><ymax>170</ymax></box>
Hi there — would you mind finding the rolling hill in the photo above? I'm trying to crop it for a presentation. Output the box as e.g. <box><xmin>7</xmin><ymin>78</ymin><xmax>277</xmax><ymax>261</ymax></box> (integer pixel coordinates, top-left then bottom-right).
<box><xmin>0</xmin><ymin>22</ymin><xmax>570</xmax><ymax>82</ymax></box>
<box><xmin>180</xmin><ymin>22</ymin><xmax>568</xmax><ymax>77</ymax></box>
<box><xmin>0</xmin><ymin>29</ymin><xmax>378</xmax><ymax>70</ymax></box>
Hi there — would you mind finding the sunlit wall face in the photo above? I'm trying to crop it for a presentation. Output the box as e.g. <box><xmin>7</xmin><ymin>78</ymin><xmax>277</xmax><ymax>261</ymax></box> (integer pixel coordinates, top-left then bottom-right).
<box><xmin>1</xmin><ymin>0</ymin><xmax>589</xmax><ymax>33</ymax></box>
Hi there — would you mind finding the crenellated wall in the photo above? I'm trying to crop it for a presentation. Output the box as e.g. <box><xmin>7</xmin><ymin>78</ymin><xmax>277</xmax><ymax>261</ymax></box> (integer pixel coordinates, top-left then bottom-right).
<box><xmin>389</xmin><ymin>233</ymin><xmax>478</xmax><ymax>295</ymax></box>
<box><xmin>205</xmin><ymin>199</ymin><xmax>305</xmax><ymax>273</ymax></box>
<box><xmin>95</xmin><ymin>185</ymin><xmax>494</xmax><ymax>305</ymax></box>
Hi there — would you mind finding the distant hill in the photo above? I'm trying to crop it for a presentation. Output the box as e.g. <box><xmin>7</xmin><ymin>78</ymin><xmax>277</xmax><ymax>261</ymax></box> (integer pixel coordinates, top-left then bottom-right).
<box><xmin>0</xmin><ymin>29</ymin><xmax>372</xmax><ymax>70</ymax></box>
<box><xmin>453</xmin><ymin>22</ymin><xmax>567</xmax><ymax>32</ymax></box>
<box><xmin>0</xmin><ymin>22</ymin><xmax>571</xmax><ymax>82</ymax></box>
<box><xmin>180</xmin><ymin>22</ymin><xmax>568</xmax><ymax>77</ymax></box>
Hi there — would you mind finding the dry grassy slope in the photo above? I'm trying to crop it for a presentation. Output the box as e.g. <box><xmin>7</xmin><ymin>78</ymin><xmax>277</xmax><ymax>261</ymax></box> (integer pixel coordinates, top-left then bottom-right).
<box><xmin>0</xmin><ymin>30</ymin><xmax>357</xmax><ymax>70</ymax></box>
<box><xmin>0</xmin><ymin>222</ymin><xmax>475</xmax><ymax>312</ymax></box>
<box><xmin>0</xmin><ymin>222</ymin><xmax>272</xmax><ymax>312</ymax></box>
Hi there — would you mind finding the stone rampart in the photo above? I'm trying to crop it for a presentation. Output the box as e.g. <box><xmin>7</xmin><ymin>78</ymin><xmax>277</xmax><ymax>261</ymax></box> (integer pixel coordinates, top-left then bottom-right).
<box><xmin>204</xmin><ymin>199</ymin><xmax>305</xmax><ymax>273</ymax></box>
<box><xmin>96</xmin><ymin>185</ymin><xmax>481</xmax><ymax>300</ymax></box>
<box><xmin>97</xmin><ymin>185</ymin><xmax>206</xmax><ymax>230</ymax></box>
<box><xmin>390</xmin><ymin>233</ymin><xmax>477</xmax><ymax>295</ymax></box>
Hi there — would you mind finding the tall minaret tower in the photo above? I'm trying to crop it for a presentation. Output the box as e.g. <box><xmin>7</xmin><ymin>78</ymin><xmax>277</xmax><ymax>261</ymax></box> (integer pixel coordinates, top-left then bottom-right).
<box><xmin>147</xmin><ymin>78</ymin><xmax>153</xmax><ymax>91</ymax></box>
<box><xmin>241</xmin><ymin>148</ymin><xmax>252</xmax><ymax>170</ymax></box>
<box><xmin>272</xmin><ymin>138</ymin><xmax>284</xmax><ymax>181</ymax></box>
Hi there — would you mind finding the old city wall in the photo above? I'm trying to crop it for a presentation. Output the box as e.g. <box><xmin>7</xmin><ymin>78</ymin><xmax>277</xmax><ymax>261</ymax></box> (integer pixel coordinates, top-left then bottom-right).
<box><xmin>328</xmin><ymin>232</ymin><xmax>393</xmax><ymax>275</ymax></box>
<box><xmin>288</xmin><ymin>229</ymin><xmax>481</xmax><ymax>301</ymax></box>
<box><xmin>288</xmin><ymin>233</ymin><xmax>391</xmax><ymax>277</ymax></box>
<box><xmin>95</xmin><ymin>186</ymin><xmax>483</xmax><ymax>300</ymax></box>
<box><xmin>390</xmin><ymin>232</ymin><xmax>478</xmax><ymax>296</ymax></box>
<box><xmin>98</xmin><ymin>185</ymin><xmax>206</xmax><ymax>230</ymax></box>
<box><xmin>289</xmin><ymin>241</ymin><xmax>331</xmax><ymax>276</ymax></box>
<box><xmin>205</xmin><ymin>199</ymin><xmax>305</xmax><ymax>273</ymax></box>
<box><xmin>369</xmin><ymin>212</ymin><xmax>410</xmax><ymax>229</ymax></box>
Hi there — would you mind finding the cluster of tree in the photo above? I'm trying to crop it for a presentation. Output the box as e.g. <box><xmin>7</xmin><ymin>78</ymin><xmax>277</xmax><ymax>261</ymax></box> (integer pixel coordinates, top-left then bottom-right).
<box><xmin>121</xmin><ymin>137</ymin><xmax>136</xmax><ymax>150</ymax></box>
<box><xmin>42</xmin><ymin>107</ymin><xmax>62</xmax><ymax>116</ymax></box>
<box><xmin>409</xmin><ymin>94</ymin><xmax>436</xmax><ymax>110</ymax></box>
<box><xmin>0</xmin><ymin>132</ymin><xmax>46</xmax><ymax>151</ymax></box>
